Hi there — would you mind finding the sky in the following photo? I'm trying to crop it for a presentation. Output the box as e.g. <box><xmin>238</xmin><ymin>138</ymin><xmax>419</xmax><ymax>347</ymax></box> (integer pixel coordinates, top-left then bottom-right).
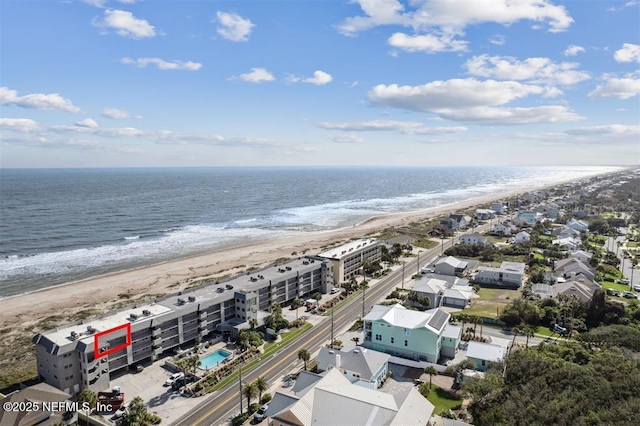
<box><xmin>0</xmin><ymin>0</ymin><xmax>639</xmax><ymax>168</ymax></box>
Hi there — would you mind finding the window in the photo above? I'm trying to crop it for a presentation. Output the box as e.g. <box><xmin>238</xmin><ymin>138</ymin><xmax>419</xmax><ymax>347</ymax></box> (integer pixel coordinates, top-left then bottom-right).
<box><xmin>404</xmin><ymin>340</ymin><xmax>408</xmax><ymax>347</ymax></box>
<box><xmin>390</xmin><ymin>337</ymin><xmax>394</xmax><ymax>344</ymax></box>
<box><xmin>403</xmin><ymin>328</ymin><xmax>410</xmax><ymax>336</ymax></box>
<box><xmin>375</xmin><ymin>334</ymin><xmax>382</xmax><ymax>341</ymax></box>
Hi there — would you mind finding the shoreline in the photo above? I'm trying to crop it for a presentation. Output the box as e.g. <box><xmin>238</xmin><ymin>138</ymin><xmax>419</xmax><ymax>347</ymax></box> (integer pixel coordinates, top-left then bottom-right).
<box><xmin>0</xmin><ymin>168</ymin><xmax>623</xmax><ymax>329</ymax></box>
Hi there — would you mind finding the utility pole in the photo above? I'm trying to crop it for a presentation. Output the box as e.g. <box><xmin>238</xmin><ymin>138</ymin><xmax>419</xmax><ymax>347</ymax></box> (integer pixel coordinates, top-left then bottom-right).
<box><xmin>239</xmin><ymin>364</ymin><xmax>243</xmax><ymax>414</ymax></box>
<box><xmin>401</xmin><ymin>264</ymin><xmax>405</xmax><ymax>290</ymax></box>
<box><xmin>331</xmin><ymin>306</ymin><xmax>334</xmax><ymax>348</ymax></box>
<box><xmin>417</xmin><ymin>252</ymin><xmax>420</xmax><ymax>275</ymax></box>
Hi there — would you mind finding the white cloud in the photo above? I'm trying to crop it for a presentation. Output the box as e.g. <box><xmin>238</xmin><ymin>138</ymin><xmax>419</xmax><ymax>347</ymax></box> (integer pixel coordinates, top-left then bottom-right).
<box><xmin>50</xmin><ymin>124</ymin><xmax>145</xmax><ymax>138</ymax></box>
<box><xmin>614</xmin><ymin>43</ymin><xmax>640</xmax><ymax>63</ymax></box>
<box><xmin>234</xmin><ymin>68</ymin><xmax>275</xmax><ymax>83</ymax></box>
<box><xmin>0</xmin><ymin>118</ymin><xmax>40</xmax><ymax>132</ymax></box>
<box><xmin>388</xmin><ymin>32</ymin><xmax>467</xmax><ymax>53</ymax></box>
<box><xmin>565</xmin><ymin>124</ymin><xmax>640</xmax><ymax>136</ymax></box>
<box><xmin>368</xmin><ymin>78</ymin><xmax>554</xmax><ymax>112</ymax></box>
<box><xmin>405</xmin><ymin>126</ymin><xmax>469</xmax><ymax>135</ymax></box>
<box><xmin>289</xmin><ymin>70</ymin><xmax>333</xmax><ymax>85</ymax></box>
<box><xmin>464</xmin><ymin>55</ymin><xmax>590</xmax><ymax>85</ymax></box>
<box><xmin>319</xmin><ymin>120</ymin><xmax>425</xmax><ymax>132</ymax></box>
<box><xmin>303</xmin><ymin>70</ymin><xmax>333</xmax><ymax>85</ymax></box>
<box><xmin>215</xmin><ymin>11</ymin><xmax>255</xmax><ymax>42</ymax></box>
<box><xmin>0</xmin><ymin>87</ymin><xmax>82</xmax><ymax>113</ymax></box>
<box><xmin>121</xmin><ymin>57</ymin><xmax>202</xmax><ymax>71</ymax></box>
<box><xmin>588</xmin><ymin>75</ymin><xmax>640</xmax><ymax>99</ymax></box>
<box><xmin>489</xmin><ymin>34</ymin><xmax>506</xmax><ymax>45</ymax></box>
<box><xmin>75</xmin><ymin>118</ymin><xmax>99</xmax><ymax>128</ymax></box>
<box><xmin>83</xmin><ymin>0</ymin><xmax>108</xmax><ymax>7</ymax></box>
<box><xmin>102</xmin><ymin>107</ymin><xmax>140</xmax><ymax>119</ymax></box>
<box><xmin>563</xmin><ymin>45</ymin><xmax>585</xmax><ymax>56</ymax></box>
<box><xmin>318</xmin><ymin>120</ymin><xmax>467</xmax><ymax>135</ymax></box>
<box><xmin>338</xmin><ymin>0</ymin><xmax>573</xmax><ymax>35</ymax></box>
<box><xmin>93</xmin><ymin>9</ymin><xmax>156</xmax><ymax>39</ymax></box>
<box><xmin>439</xmin><ymin>106</ymin><xmax>583</xmax><ymax>124</ymax></box>
<box><xmin>326</xmin><ymin>133</ymin><xmax>364</xmax><ymax>143</ymax></box>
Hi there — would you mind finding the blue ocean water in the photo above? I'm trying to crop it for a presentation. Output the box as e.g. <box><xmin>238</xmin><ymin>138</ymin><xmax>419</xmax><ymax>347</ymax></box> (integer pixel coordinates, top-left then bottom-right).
<box><xmin>0</xmin><ymin>166</ymin><xmax>618</xmax><ymax>297</ymax></box>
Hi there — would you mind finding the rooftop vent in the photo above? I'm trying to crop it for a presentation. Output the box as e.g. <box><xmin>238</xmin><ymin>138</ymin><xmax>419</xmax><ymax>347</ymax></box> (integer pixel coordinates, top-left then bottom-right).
<box><xmin>142</xmin><ymin>309</ymin><xmax>151</xmax><ymax>316</ymax></box>
<box><xmin>70</xmin><ymin>331</ymin><xmax>78</xmax><ymax>340</ymax></box>
<box><xmin>129</xmin><ymin>313</ymin><xmax>139</xmax><ymax>320</ymax></box>
<box><xmin>87</xmin><ymin>326</ymin><xmax>96</xmax><ymax>334</ymax></box>
<box><xmin>177</xmin><ymin>298</ymin><xmax>186</xmax><ymax>305</ymax></box>
<box><xmin>188</xmin><ymin>296</ymin><xmax>196</xmax><ymax>302</ymax></box>
<box><xmin>286</xmin><ymin>266</ymin><xmax>292</xmax><ymax>271</ymax></box>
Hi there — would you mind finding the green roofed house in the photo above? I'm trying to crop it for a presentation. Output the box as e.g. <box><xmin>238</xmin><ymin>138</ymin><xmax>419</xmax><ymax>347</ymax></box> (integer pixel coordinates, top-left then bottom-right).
<box><xmin>363</xmin><ymin>304</ymin><xmax>456</xmax><ymax>363</ymax></box>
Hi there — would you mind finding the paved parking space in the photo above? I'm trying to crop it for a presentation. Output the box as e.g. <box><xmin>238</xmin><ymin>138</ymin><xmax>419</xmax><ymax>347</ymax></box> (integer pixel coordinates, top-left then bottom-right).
<box><xmin>101</xmin><ymin>361</ymin><xmax>204</xmax><ymax>424</ymax></box>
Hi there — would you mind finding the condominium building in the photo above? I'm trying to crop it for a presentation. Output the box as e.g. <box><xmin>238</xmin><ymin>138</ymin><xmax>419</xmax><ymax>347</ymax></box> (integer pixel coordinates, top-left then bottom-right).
<box><xmin>316</xmin><ymin>238</ymin><xmax>382</xmax><ymax>284</ymax></box>
<box><xmin>474</xmin><ymin>261</ymin><xmax>526</xmax><ymax>287</ymax></box>
<box><xmin>33</xmin><ymin>257</ymin><xmax>332</xmax><ymax>394</ymax></box>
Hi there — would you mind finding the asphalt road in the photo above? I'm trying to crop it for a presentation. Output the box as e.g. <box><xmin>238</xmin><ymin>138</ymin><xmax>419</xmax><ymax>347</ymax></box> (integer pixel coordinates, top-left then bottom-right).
<box><xmin>173</xmin><ymin>225</ymin><xmax>490</xmax><ymax>425</ymax></box>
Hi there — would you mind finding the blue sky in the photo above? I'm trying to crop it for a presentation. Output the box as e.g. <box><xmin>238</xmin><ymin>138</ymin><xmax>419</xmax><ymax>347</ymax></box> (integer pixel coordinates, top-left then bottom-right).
<box><xmin>1</xmin><ymin>0</ymin><xmax>638</xmax><ymax>167</ymax></box>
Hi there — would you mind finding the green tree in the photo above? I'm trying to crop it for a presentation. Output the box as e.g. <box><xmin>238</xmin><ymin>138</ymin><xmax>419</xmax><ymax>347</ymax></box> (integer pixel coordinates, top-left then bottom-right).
<box><xmin>254</xmin><ymin>376</ymin><xmax>268</xmax><ymax>403</ymax></box>
<box><xmin>424</xmin><ymin>366</ymin><xmax>437</xmax><ymax>390</ymax></box>
<box><xmin>77</xmin><ymin>388</ymin><xmax>97</xmax><ymax>424</ymax></box>
<box><xmin>243</xmin><ymin>382</ymin><xmax>257</xmax><ymax>411</ymax></box>
<box><xmin>298</xmin><ymin>349</ymin><xmax>310</xmax><ymax>371</ymax></box>
<box><xmin>123</xmin><ymin>396</ymin><xmax>161</xmax><ymax>425</ymax></box>
<box><xmin>291</xmin><ymin>298</ymin><xmax>304</xmax><ymax>320</ymax></box>
<box><xmin>313</xmin><ymin>292</ymin><xmax>323</xmax><ymax>301</ymax></box>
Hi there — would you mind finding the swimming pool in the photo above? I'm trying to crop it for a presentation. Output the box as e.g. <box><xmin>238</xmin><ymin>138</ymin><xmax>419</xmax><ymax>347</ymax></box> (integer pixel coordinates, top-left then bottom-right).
<box><xmin>200</xmin><ymin>349</ymin><xmax>232</xmax><ymax>369</ymax></box>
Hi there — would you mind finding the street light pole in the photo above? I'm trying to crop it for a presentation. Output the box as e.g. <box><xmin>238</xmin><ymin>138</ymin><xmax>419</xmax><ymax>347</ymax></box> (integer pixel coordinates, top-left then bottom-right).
<box><xmin>401</xmin><ymin>264</ymin><xmax>405</xmax><ymax>290</ymax></box>
<box><xmin>239</xmin><ymin>364</ymin><xmax>243</xmax><ymax>414</ymax></box>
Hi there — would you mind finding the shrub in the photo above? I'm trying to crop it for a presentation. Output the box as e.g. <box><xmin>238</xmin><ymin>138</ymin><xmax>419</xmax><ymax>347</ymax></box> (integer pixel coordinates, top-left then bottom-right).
<box><xmin>231</xmin><ymin>412</ymin><xmax>250</xmax><ymax>426</ymax></box>
<box><xmin>261</xmin><ymin>393</ymin><xmax>272</xmax><ymax>404</ymax></box>
<box><xmin>249</xmin><ymin>403</ymin><xmax>260</xmax><ymax>414</ymax></box>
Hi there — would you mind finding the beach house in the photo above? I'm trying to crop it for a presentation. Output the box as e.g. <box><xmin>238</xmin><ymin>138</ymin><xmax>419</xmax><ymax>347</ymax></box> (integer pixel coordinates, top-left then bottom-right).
<box><xmin>459</xmin><ymin>233</ymin><xmax>491</xmax><ymax>246</ymax></box>
<box><xmin>432</xmin><ymin>256</ymin><xmax>469</xmax><ymax>276</ymax></box>
<box><xmin>363</xmin><ymin>304</ymin><xmax>454</xmax><ymax>363</ymax></box>
<box><xmin>315</xmin><ymin>346</ymin><xmax>390</xmax><ymax>389</ymax></box>
<box><xmin>264</xmin><ymin>368</ymin><xmax>434</xmax><ymax>426</ymax></box>
<box><xmin>474</xmin><ymin>261</ymin><xmax>526</xmax><ymax>287</ymax></box>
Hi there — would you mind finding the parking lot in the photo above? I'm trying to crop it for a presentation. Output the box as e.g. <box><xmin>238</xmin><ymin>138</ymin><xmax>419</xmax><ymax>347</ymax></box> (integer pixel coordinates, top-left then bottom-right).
<box><xmin>99</xmin><ymin>360</ymin><xmax>205</xmax><ymax>424</ymax></box>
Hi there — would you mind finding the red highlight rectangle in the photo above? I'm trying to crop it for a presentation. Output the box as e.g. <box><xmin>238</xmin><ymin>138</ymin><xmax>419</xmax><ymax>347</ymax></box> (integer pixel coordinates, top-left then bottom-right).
<box><xmin>94</xmin><ymin>323</ymin><xmax>132</xmax><ymax>360</ymax></box>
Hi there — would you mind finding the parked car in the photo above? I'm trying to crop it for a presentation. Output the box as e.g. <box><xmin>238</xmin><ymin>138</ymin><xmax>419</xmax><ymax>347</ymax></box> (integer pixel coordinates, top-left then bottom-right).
<box><xmin>606</xmin><ymin>288</ymin><xmax>621</xmax><ymax>297</ymax></box>
<box><xmin>619</xmin><ymin>278</ymin><xmax>630</xmax><ymax>284</ymax></box>
<box><xmin>634</xmin><ymin>284</ymin><xmax>640</xmax><ymax>292</ymax></box>
<box><xmin>112</xmin><ymin>405</ymin><xmax>127</xmax><ymax>420</ymax></box>
<box><xmin>330</xmin><ymin>287</ymin><xmax>340</xmax><ymax>294</ymax></box>
<box><xmin>164</xmin><ymin>372</ymin><xmax>184</xmax><ymax>386</ymax></box>
<box><xmin>253</xmin><ymin>404</ymin><xmax>269</xmax><ymax>422</ymax></box>
<box><xmin>171</xmin><ymin>377</ymin><xmax>186</xmax><ymax>390</ymax></box>
<box><xmin>623</xmin><ymin>291</ymin><xmax>638</xmax><ymax>299</ymax></box>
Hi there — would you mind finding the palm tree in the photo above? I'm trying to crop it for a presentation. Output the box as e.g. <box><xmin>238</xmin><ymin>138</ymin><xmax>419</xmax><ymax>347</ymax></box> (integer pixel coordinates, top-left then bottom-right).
<box><xmin>424</xmin><ymin>366</ymin><xmax>437</xmax><ymax>390</ymax></box>
<box><xmin>291</xmin><ymin>298</ymin><xmax>304</xmax><ymax>320</ymax></box>
<box><xmin>271</xmin><ymin>302</ymin><xmax>283</xmax><ymax>318</ymax></box>
<box><xmin>77</xmin><ymin>388</ymin><xmax>97</xmax><ymax>425</ymax></box>
<box><xmin>254</xmin><ymin>376</ymin><xmax>268</xmax><ymax>403</ymax></box>
<box><xmin>298</xmin><ymin>348</ymin><xmax>310</xmax><ymax>371</ymax></box>
<box><xmin>510</xmin><ymin>326</ymin><xmax>522</xmax><ymax>354</ymax></box>
<box><xmin>243</xmin><ymin>383</ymin><xmax>257</xmax><ymax>411</ymax></box>
<box><xmin>249</xmin><ymin>318</ymin><xmax>258</xmax><ymax>330</ymax></box>
<box><xmin>523</xmin><ymin>326</ymin><xmax>535</xmax><ymax>348</ymax></box>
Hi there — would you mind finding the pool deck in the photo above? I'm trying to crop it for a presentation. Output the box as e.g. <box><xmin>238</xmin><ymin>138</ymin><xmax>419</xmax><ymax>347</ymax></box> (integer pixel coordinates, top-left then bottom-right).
<box><xmin>197</xmin><ymin>340</ymin><xmax>238</xmax><ymax>373</ymax></box>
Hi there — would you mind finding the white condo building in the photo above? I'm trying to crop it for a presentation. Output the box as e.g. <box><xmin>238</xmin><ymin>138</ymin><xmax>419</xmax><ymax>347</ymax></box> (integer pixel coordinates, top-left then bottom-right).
<box><xmin>33</xmin><ymin>257</ymin><xmax>333</xmax><ymax>394</ymax></box>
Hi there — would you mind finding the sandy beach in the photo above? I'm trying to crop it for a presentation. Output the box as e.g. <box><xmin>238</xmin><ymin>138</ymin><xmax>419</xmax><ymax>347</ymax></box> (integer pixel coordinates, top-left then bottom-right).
<box><xmin>0</xmin><ymin>184</ymin><xmax>564</xmax><ymax>328</ymax></box>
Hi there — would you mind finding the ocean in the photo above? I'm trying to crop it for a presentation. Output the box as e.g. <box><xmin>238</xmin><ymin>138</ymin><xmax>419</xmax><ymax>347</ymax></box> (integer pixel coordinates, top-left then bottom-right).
<box><xmin>0</xmin><ymin>166</ymin><xmax>620</xmax><ymax>297</ymax></box>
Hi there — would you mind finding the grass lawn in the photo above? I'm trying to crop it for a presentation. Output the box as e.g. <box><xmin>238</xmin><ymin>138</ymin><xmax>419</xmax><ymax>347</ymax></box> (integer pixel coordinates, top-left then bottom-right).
<box><xmin>533</xmin><ymin>326</ymin><xmax>554</xmax><ymax>337</ymax></box>
<box><xmin>538</xmin><ymin>235</ymin><xmax>553</xmax><ymax>241</ymax></box>
<box><xmin>414</xmin><ymin>238</ymin><xmax>439</xmax><ymax>249</ymax></box>
<box><xmin>627</xmin><ymin>242</ymin><xmax>639</xmax><ymax>248</ymax></box>
<box><xmin>424</xmin><ymin>384</ymin><xmax>463</xmax><ymax>415</ymax></box>
<box><xmin>454</xmin><ymin>285</ymin><xmax>521</xmax><ymax>318</ymax></box>
<box><xmin>601</xmin><ymin>280</ymin><xmax>632</xmax><ymax>293</ymax></box>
